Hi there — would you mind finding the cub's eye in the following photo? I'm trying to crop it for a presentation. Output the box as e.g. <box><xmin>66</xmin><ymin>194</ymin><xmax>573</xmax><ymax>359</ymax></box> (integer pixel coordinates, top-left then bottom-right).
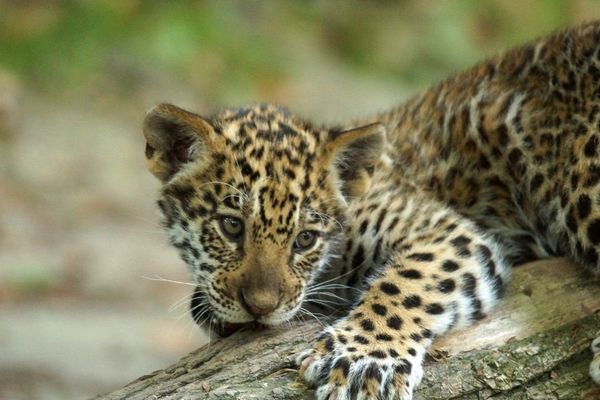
<box><xmin>293</xmin><ymin>230</ymin><xmax>318</xmax><ymax>251</ymax></box>
<box><xmin>219</xmin><ymin>216</ymin><xmax>244</xmax><ymax>240</ymax></box>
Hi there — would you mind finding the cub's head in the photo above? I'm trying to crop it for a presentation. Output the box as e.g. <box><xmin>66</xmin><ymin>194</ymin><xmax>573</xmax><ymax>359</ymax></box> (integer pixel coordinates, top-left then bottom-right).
<box><xmin>143</xmin><ymin>103</ymin><xmax>383</xmax><ymax>336</ymax></box>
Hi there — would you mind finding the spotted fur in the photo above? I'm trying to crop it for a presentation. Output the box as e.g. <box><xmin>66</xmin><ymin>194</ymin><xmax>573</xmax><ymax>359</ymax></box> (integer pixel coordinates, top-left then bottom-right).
<box><xmin>144</xmin><ymin>22</ymin><xmax>600</xmax><ymax>399</ymax></box>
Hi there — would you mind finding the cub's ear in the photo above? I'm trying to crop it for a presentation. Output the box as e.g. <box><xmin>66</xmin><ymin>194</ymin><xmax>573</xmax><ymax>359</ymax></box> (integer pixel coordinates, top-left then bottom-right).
<box><xmin>326</xmin><ymin>123</ymin><xmax>386</xmax><ymax>197</ymax></box>
<box><xmin>143</xmin><ymin>103</ymin><xmax>214</xmax><ymax>182</ymax></box>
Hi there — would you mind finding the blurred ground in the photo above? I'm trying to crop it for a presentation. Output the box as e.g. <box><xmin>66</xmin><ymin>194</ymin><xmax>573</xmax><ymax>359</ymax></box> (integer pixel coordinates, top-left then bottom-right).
<box><xmin>1</xmin><ymin>1</ymin><xmax>599</xmax><ymax>399</ymax></box>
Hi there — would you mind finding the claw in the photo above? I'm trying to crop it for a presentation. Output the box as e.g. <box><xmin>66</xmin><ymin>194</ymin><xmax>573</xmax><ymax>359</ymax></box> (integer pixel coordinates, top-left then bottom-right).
<box><xmin>328</xmin><ymin>388</ymin><xmax>338</xmax><ymax>400</ymax></box>
<box><xmin>300</xmin><ymin>355</ymin><xmax>314</xmax><ymax>375</ymax></box>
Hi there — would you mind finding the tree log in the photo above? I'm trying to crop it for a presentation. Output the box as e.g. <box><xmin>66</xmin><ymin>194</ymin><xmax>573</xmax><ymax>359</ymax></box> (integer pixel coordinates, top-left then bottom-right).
<box><xmin>95</xmin><ymin>259</ymin><xmax>600</xmax><ymax>400</ymax></box>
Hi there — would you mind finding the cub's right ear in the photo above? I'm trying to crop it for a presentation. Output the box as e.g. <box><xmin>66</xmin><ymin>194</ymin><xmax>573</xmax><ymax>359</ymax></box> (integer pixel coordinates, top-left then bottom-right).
<box><xmin>143</xmin><ymin>103</ymin><xmax>214</xmax><ymax>182</ymax></box>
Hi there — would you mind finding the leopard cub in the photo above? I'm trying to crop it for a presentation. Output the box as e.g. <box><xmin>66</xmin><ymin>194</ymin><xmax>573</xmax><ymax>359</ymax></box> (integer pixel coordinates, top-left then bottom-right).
<box><xmin>145</xmin><ymin>21</ymin><xmax>600</xmax><ymax>399</ymax></box>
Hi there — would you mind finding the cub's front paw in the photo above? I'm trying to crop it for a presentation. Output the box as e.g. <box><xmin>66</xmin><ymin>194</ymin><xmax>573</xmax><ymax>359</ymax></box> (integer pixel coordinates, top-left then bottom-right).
<box><xmin>297</xmin><ymin>326</ymin><xmax>423</xmax><ymax>400</ymax></box>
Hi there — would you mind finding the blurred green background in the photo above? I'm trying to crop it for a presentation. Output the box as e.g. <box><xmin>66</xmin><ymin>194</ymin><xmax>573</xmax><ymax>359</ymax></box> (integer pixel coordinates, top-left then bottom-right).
<box><xmin>1</xmin><ymin>1</ymin><xmax>599</xmax><ymax>399</ymax></box>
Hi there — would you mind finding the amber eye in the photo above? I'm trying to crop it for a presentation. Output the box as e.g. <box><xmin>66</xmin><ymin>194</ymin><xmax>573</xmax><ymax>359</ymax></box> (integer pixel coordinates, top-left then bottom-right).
<box><xmin>293</xmin><ymin>230</ymin><xmax>318</xmax><ymax>251</ymax></box>
<box><xmin>219</xmin><ymin>216</ymin><xmax>244</xmax><ymax>240</ymax></box>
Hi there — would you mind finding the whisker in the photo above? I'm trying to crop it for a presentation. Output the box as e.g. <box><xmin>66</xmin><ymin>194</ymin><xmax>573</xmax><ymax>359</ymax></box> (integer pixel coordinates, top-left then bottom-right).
<box><xmin>305</xmin><ymin>291</ymin><xmax>352</xmax><ymax>304</ymax></box>
<box><xmin>142</xmin><ymin>275</ymin><xmax>197</xmax><ymax>287</ymax></box>
<box><xmin>307</xmin><ymin>282</ymin><xmax>355</xmax><ymax>290</ymax></box>
<box><xmin>168</xmin><ymin>291</ymin><xmax>196</xmax><ymax>312</ymax></box>
<box><xmin>298</xmin><ymin>308</ymin><xmax>326</xmax><ymax>327</ymax></box>
<box><xmin>304</xmin><ymin>296</ymin><xmax>346</xmax><ymax>306</ymax></box>
<box><xmin>304</xmin><ymin>299</ymin><xmax>339</xmax><ymax>310</ymax></box>
<box><xmin>309</xmin><ymin>262</ymin><xmax>365</xmax><ymax>287</ymax></box>
<box><xmin>182</xmin><ymin>301</ymin><xmax>209</xmax><ymax>320</ymax></box>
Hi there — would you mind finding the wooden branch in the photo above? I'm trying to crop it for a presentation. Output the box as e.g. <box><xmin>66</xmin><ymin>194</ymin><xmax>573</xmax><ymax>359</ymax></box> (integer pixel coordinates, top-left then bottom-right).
<box><xmin>95</xmin><ymin>259</ymin><xmax>600</xmax><ymax>400</ymax></box>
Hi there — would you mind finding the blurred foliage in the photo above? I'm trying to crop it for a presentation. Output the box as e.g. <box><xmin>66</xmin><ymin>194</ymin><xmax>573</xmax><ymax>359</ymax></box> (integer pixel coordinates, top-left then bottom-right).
<box><xmin>1</xmin><ymin>0</ymin><xmax>599</xmax><ymax>103</ymax></box>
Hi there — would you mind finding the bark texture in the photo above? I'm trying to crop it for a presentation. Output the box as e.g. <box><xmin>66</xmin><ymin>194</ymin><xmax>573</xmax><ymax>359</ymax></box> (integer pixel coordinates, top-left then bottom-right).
<box><xmin>95</xmin><ymin>259</ymin><xmax>600</xmax><ymax>400</ymax></box>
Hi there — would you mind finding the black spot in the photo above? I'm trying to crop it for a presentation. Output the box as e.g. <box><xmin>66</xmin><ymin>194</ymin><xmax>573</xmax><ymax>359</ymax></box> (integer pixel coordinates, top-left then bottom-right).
<box><xmin>410</xmin><ymin>333</ymin><xmax>421</xmax><ymax>342</ymax></box>
<box><xmin>333</xmin><ymin>357</ymin><xmax>350</xmax><ymax>378</ymax></box>
<box><xmin>450</xmin><ymin>235</ymin><xmax>471</xmax><ymax>247</ymax></box>
<box><xmin>241</xmin><ymin>163</ymin><xmax>254</xmax><ymax>177</ymax></box>
<box><xmin>199</xmin><ymin>263</ymin><xmax>215</xmax><ymax>273</ymax></box>
<box><xmin>371</xmin><ymin>304</ymin><xmax>387</xmax><ymax>316</ymax></box>
<box><xmin>283</xmin><ymin>169</ymin><xmax>296</xmax><ymax>180</ymax></box>
<box><xmin>470</xmin><ymin>298</ymin><xmax>486</xmax><ymax>321</ymax></box>
<box><xmin>497</xmin><ymin>124</ymin><xmax>509</xmax><ymax>145</ymax></box>
<box><xmin>364</xmin><ymin>362</ymin><xmax>383</xmax><ymax>381</ymax></box>
<box><xmin>566</xmin><ymin>206</ymin><xmax>578</xmax><ymax>233</ymax></box>
<box><xmin>354</xmin><ymin>335</ymin><xmax>369</xmax><ymax>344</ymax></box>
<box><xmin>389</xmin><ymin>349</ymin><xmax>399</xmax><ymax>358</ymax></box>
<box><xmin>375</xmin><ymin>334</ymin><xmax>393</xmax><ymax>341</ymax></box>
<box><xmin>530</xmin><ymin>173</ymin><xmax>544</xmax><ymax>192</ymax></box>
<box><xmin>476</xmin><ymin>245</ymin><xmax>492</xmax><ymax>260</ymax></box>
<box><xmin>395</xmin><ymin>359</ymin><xmax>412</xmax><ymax>375</ymax></box>
<box><xmin>584</xmin><ymin>164</ymin><xmax>600</xmax><ymax>187</ymax></box>
<box><xmin>571</xmin><ymin>172</ymin><xmax>581</xmax><ymax>189</ymax></box>
<box><xmin>317</xmin><ymin>357</ymin><xmax>333</xmax><ymax>386</ymax></box>
<box><xmin>374</xmin><ymin>209</ymin><xmax>388</xmax><ymax>233</ymax></box>
<box><xmin>437</xmin><ymin>279</ymin><xmax>456</xmax><ymax>293</ymax></box>
<box><xmin>387</xmin><ymin>315</ymin><xmax>403</xmax><ymax>330</ymax></box>
<box><xmin>478</xmin><ymin>154</ymin><xmax>491</xmax><ymax>169</ymax></box>
<box><xmin>508</xmin><ymin>148</ymin><xmax>523</xmax><ymax>164</ymax></box>
<box><xmin>408</xmin><ymin>348</ymin><xmax>416</xmax><ymax>356</ymax></box>
<box><xmin>398</xmin><ymin>269</ymin><xmax>422</xmax><ymax>279</ymax></box>
<box><xmin>585</xmin><ymin>135</ymin><xmax>598</xmax><ymax>157</ymax></box>
<box><xmin>462</xmin><ymin>273</ymin><xmax>477</xmax><ymax>298</ymax></box>
<box><xmin>369</xmin><ymin>350</ymin><xmax>387</xmax><ymax>359</ymax></box>
<box><xmin>361</xmin><ymin>319</ymin><xmax>375</xmax><ymax>332</ymax></box>
<box><xmin>425</xmin><ymin>303</ymin><xmax>445</xmax><ymax>315</ymax></box>
<box><xmin>588</xmin><ymin>219</ymin><xmax>600</xmax><ymax>245</ymax></box>
<box><xmin>456</xmin><ymin>247</ymin><xmax>471</xmax><ymax>258</ymax></box>
<box><xmin>492</xmin><ymin>275</ymin><xmax>505</xmax><ymax>298</ymax></box>
<box><xmin>402</xmin><ymin>295</ymin><xmax>422</xmax><ymax>309</ymax></box>
<box><xmin>380</xmin><ymin>282</ymin><xmax>401</xmax><ymax>295</ymax></box>
<box><xmin>352</xmin><ymin>245</ymin><xmax>365</xmax><ymax>269</ymax></box>
<box><xmin>442</xmin><ymin>260</ymin><xmax>460</xmax><ymax>272</ymax></box>
<box><xmin>407</xmin><ymin>252</ymin><xmax>434</xmax><ymax>262</ymax></box>
<box><xmin>421</xmin><ymin>329</ymin><xmax>432</xmax><ymax>338</ymax></box>
<box><xmin>325</xmin><ymin>338</ymin><xmax>335</xmax><ymax>351</ymax></box>
<box><xmin>485</xmin><ymin>260</ymin><xmax>496</xmax><ymax>277</ymax></box>
<box><xmin>577</xmin><ymin>194</ymin><xmax>592</xmax><ymax>219</ymax></box>
<box><xmin>359</xmin><ymin>220</ymin><xmax>368</xmax><ymax>235</ymax></box>
<box><xmin>372</xmin><ymin>239</ymin><xmax>383</xmax><ymax>263</ymax></box>
<box><xmin>189</xmin><ymin>247</ymin><xmax>200</xmax><ymax>258</ymax></box>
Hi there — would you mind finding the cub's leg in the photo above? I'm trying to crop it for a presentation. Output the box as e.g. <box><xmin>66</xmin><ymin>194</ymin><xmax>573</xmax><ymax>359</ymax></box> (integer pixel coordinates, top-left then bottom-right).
<box><xmin>298</xmin><ymin>212</ymin><xmax>509</xmax><ymax>400</ymax></box>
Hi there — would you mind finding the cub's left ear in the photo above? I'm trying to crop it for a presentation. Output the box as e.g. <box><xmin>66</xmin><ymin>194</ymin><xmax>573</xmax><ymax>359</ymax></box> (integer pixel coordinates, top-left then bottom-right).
<box><xmin>143</xmin><ymin>103</ymin><xmax>214</xmax><ymax>182</ymax></box>
<box><xmin>326</xmin><ymin>123</ymin><xmax>386</xmax><ymax>197</ymax></box>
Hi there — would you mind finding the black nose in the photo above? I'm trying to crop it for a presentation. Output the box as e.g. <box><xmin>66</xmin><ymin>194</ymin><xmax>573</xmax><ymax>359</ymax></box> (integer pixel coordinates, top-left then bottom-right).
<box><xmin>240</xmin><ymin>287</ymin><xmax>280</xmax><ymax>317</ymax></box>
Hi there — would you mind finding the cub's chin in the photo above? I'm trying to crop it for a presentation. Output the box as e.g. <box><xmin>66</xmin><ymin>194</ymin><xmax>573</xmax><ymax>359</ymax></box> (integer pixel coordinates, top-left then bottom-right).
<box><xmin>190</xmin><ymin>286</ymin><xmax>257</xmax><ymax>337</ymax></box>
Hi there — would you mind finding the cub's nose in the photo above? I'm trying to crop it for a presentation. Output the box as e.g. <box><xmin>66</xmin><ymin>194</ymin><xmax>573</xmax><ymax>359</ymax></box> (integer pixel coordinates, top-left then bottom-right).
<box><xmin>240</xmin><ymin>287</ymin><xmax>280</xmax><ymax>317</ymax></box>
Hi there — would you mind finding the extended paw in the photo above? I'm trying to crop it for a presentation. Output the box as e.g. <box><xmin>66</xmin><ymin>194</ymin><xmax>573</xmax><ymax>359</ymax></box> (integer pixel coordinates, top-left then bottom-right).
<box><xmin>297</xmin><ymin>327</ymin><xmax>423</xmax><ymax>400</ymax></box>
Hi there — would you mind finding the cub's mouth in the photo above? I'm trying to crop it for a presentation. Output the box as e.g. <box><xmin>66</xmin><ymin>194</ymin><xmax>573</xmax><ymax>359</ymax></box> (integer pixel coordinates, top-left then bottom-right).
<box><xmin>190</xmin><ymin>286</ymin><xmax>257</xmax><ymax>337</ymax></box>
